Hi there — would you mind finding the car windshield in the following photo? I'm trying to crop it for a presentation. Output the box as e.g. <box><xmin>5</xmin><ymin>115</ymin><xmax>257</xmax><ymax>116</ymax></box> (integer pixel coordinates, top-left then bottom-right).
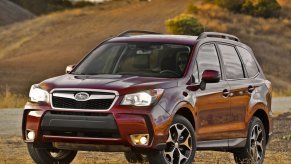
<box><xmin>72</xmin><ymin>42</ymin><xmax>192</xmax><ymax>78</ymax></box>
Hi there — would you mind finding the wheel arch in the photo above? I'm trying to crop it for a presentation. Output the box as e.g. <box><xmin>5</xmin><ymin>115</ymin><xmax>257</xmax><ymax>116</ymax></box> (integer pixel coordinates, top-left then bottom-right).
<box><xmin>252</xmin><ymin>109</ymin><xmax>270</xmax><ymax>143</ymax></box>
<box><xmin>172</xmin><ymin>102</ymin><xmax>196</xmax><ymax>130</ymax></box>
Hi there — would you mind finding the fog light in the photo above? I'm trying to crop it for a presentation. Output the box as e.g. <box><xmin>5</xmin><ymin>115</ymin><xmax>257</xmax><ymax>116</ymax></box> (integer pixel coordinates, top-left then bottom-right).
<box><xmin>140</xmin><ymin>136</ymin><xmax>148</xmax><ymax>145</ymax></box>
<box><xmin>27</xmin><ymin>130</ymin><xmax>35</xmax><ymax>140</ymax></box>
<box><xmin>130</xmin><ymin>134</ymin><xmax>149</xmax><ymax>145</ymax></box>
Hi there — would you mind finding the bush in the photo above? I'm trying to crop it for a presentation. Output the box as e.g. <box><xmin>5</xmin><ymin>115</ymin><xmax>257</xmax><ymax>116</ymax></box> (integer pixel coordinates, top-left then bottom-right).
<box><xmin>214</xmin><ymin>0</ymin><xmax>244</xmax><ymax>11</ymax></box>
<box><xmin>165</xmin><ymin>14</ymin><xmax>204</xmax><ymax>35</ymax></box>
<box><xmin>241</xmin><ymin>0</ymin><xmax>281</xmax><ymax>18</ymax></box>
<box><xmin>208</xmin><ymin>0</ymin><xmax>281</xmax><ymax>18</ymax></box>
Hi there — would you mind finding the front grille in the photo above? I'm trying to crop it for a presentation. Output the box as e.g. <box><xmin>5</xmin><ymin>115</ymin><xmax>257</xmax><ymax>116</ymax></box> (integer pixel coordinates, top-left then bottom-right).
<box><xmin>51</xmin><ymin>90</ymin><xmax>116</xmax><ymax>110</ymax></box>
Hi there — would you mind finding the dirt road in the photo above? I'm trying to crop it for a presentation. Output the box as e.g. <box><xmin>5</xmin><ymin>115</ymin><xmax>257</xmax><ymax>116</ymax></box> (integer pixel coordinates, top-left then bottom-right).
<box><xmin>0</xmin><ymin>97</ymin><xmax>290</xmax><ymax>163</ymax></box>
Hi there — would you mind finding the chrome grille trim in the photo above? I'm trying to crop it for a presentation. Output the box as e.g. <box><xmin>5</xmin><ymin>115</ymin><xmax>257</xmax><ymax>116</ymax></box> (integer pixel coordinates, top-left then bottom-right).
<box><xmin>53</xmin><ymin>93</ymin><xmax>116</xmax><ymax>100</ymax></box>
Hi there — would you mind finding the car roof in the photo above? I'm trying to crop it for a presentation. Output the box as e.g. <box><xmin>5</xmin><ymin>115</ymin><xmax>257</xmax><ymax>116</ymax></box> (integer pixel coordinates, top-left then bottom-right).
<box><xmin>106</xmin><ymin>31</ymin><xmax>252</xmax><ymax>52</ymax></box>
<box><xmin>108</xmin><ymin>34</ymin><xmax>199</xmax><ymax>46</ymax></box>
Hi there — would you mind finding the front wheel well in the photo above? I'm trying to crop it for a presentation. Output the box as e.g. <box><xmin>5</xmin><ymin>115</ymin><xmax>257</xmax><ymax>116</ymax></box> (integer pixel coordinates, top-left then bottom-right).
<box><xmin>175</xmin><ymin>108</ymin><xmax>195</xmax><ymax>130</ymax></box>
<box><xmin>253</xmin><ymin>109</ymin><xmax>270</xmax><ymax>142</ymax></box>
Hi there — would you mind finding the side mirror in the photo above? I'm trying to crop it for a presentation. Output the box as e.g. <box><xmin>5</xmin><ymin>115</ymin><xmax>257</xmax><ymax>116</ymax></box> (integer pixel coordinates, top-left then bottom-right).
<box><xmin>66</xmin><ymin>64</ymin><xmax>75</xmax><ymax>74</ymax></box>
<box><xmin>201</xmin><ymin>70</ymin><xmax>220</xmax><ymax>83</ymax></box>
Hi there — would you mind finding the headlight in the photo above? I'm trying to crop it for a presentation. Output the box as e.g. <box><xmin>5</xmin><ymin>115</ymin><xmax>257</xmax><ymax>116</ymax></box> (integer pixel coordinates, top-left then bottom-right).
<box><xmin>121</xmin><ymin>89</ymin><xmax>164</xmax><ymax>106</ymax></box>
<box><xmin>29</xmin><ymin>85</ymin><xmax>49</xmax><ymax>103</ymax></box>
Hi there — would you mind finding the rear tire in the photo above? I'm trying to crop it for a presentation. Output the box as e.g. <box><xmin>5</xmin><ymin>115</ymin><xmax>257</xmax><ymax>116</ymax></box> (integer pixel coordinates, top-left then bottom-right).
<box><xmin>233</xmin><ymin>116</ymin><xmax>266</xmax><ymax>164</ymax></box>
<box><xmin>27</xmin><ymin>143</ymin><xmax>77</xmax><ymax>164</ymax></box>
<box><xmin>148</xmin><ymin>115</ymin><xmax>196</xmax><ymax>164</ymax></box>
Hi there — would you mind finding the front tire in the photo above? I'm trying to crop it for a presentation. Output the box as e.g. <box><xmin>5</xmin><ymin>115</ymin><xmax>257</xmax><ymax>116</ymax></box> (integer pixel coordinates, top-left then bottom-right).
<box><xmin>233</xmin><ymin>116</ymin><xmax>266</xmax><ymax>164</ymax></box>
<box><xmin>148</xmin><ymin>115</ymin><xmax>196</xmax><ymax>164</ymax></box>
<box><xmin>124</xmin><ymin>151</ymin><xmax>146</xmax><ymax>163</ymax></box>
<box><xmin>27</xmin><ymin>143</ymin><xmax>77</xmax><ymax>164</ymax></box>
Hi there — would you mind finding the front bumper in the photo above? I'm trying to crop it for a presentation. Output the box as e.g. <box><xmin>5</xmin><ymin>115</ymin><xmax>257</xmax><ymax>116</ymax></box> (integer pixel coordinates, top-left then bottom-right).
<box><xmin>22</xmin><ymin>102</ymin><xmax>170</xmax><ymax>152</ymax></box>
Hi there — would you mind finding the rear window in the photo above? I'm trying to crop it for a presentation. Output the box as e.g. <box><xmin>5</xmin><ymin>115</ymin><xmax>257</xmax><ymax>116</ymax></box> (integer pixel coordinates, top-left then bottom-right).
<box><xmin>218</xmin><ymin>44</ymin><xmax>245</xmax><ymax>80</ymax></box>
<box><xmin>237</xmin><ymin>47</ymin><xmax>259</xmax><ymax>77</ymax></box>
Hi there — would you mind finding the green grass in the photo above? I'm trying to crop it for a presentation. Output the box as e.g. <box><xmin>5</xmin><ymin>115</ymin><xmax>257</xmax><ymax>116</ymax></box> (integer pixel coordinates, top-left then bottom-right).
<box><xmin>282</xmin><ymin>134</ymin><xmax>291</xmax><ymax>141</ymax></box>
<box><xmin>0</xmin><ymin>86</ymin><xmax>27</xmax><ymax>108</ymax></box>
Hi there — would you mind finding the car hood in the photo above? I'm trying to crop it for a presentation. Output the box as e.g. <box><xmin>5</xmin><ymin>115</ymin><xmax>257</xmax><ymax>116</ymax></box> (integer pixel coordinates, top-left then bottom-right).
<box><xmin>39</xmin><ymin>74</ymin><xmax>178</xmax><ymax>95</ymax></box>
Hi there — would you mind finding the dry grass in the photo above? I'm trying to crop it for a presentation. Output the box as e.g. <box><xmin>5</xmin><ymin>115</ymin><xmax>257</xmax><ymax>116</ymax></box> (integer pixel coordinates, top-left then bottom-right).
<box><xmin>0</xmin><ymin>86</ymin><xmax>27</xmax><ymax>108</ymax></box>
<box><xmin>273</xmin><ymin>87</ymin><xmax>291</xmax><ymax>97</ymax></box>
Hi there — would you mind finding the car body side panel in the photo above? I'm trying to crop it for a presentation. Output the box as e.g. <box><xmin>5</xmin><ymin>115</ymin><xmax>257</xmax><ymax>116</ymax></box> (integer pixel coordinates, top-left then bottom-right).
<box><xmin>227</xmin><ymin>78</ymin><xmax>253</xmax><ymax>138</ymax></box>
<box><xmin>250</xmin><ymin>76</ymin><xmax>273</xmax><ymax>136</ymax></box>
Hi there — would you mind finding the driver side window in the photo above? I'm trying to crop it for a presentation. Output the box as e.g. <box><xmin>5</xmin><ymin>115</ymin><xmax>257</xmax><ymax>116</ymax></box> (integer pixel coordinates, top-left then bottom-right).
<box><xmin>194</xmin><ymin>44</ymin><xmax>221</xmax><ymax>82</ymax></box>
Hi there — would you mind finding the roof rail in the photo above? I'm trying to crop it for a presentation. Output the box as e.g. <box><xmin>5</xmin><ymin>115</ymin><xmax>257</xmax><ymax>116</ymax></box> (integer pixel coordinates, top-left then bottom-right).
<box><xmin>117</xmin><ymin>30</ymin><xmax>162</xmax><ymax>37</ymax></box>
<box><xmin>198</xmin><ymin>32</ymin><xmax>240</xmax><ymax>42</ymax></box>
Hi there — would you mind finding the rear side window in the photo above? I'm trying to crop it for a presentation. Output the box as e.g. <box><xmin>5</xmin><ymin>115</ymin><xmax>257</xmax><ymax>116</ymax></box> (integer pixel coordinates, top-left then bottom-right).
<box><xmin>196</xmin><ymin>44</ymin><xmax>221</xmax><ymax>81</ymax></box>
<box><xmin>237</xmin><ymin>47</ymin><xmax>259</xmax><ymax>77</ymax></box>
<box><xmin>218</xmin><ymin>44</ymin><xmax>244</xmax><ymax>80</ymax></box>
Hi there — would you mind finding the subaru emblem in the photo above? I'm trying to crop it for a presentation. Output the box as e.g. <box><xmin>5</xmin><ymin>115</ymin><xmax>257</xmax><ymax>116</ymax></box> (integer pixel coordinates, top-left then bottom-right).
<box><xmin>75</xmin><ymin>92</ymin><xmax>90</xmax><ymax>101</ymax></box>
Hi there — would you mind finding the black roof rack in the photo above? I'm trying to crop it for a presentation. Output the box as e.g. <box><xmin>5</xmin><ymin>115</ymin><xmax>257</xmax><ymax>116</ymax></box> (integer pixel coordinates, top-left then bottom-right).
<box><xmin>117</xmin><ymin>30</ymin><xmax>162</xmax><ymax>37</ymax></box>
<box><xmin>198</xmin><ymin>32</ymin><xmax>240</xmax><ymax>42</ymax></box>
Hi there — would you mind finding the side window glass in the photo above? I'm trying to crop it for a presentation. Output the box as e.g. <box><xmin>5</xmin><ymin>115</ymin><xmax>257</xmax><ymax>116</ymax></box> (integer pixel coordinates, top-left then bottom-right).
<box><xmin>196</xmin><ymin>44</ymin><xmax>221</xmax><ymax>82</ymax></box>
<box><xmin>237</xmin><ymin>47</ymin><xmax>259</xmax><ymax>77</ymax></box>
<box><xmin>218</xmin><ymin>44</ymin><xmax>244</xmax><ymax>79</ymax></box>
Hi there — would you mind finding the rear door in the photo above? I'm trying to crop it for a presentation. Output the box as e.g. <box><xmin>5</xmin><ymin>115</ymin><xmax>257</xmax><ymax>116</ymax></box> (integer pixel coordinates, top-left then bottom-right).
<box><xmin>217</xmin><ymin>44</ymin><xmax>253</xmax><ymax>139</ymax></box>
<box><xmin>193</xmin><ymin>43</ymin><xmax>231</xmax><ymax>141</ymax></box>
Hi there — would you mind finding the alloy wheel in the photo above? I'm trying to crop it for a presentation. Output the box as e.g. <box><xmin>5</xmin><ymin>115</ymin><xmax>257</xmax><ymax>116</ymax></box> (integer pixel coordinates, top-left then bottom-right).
<box><xmin>249</xmin><ymin>124</ymin><xmax>264</xmax><ymax>163</ymax></box>
<box><xmin>163</xmin><ymin>123</ymin><xmax>192</xmax><ymax>164</ymax></box>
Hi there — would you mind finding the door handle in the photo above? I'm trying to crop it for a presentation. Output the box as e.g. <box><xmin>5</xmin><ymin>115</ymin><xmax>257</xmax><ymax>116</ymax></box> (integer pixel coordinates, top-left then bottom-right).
<box><xmin>222</xmin><ymin>89</ymin><xmax>231</xmax><ymax>97</ymax></box>
<box><xmin>248</xmin><ymin>85</ymin><xmax>255</xmax><ymax>93</ymax></box>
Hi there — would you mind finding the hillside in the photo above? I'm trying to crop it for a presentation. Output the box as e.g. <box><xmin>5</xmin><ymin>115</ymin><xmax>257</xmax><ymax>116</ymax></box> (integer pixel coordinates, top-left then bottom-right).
<box><xmin>185</xmin><ymin>0</ymin><xmax>291</xmax><ymax>94</ymax></box>
<box><xmin>0</xmin><ymin>0</ymin><xmax>189</xmax><ymax>94</ymax></box>
<box><xmin>0</xmin><ymin>0</ymin><xmax>290</xmax><ymax>95</ymax></box>
<box><xmin>0</xmin><ymin>0</ymin><xmax>35</xmax><ymax>26</ymax></box>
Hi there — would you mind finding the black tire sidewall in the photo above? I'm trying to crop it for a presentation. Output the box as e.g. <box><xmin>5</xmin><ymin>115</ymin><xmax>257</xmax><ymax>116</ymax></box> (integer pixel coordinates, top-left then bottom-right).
<box><xmin>27</xmin><ymin>143</ymin><xmax>77</xmax><ymax>164</ymax></box>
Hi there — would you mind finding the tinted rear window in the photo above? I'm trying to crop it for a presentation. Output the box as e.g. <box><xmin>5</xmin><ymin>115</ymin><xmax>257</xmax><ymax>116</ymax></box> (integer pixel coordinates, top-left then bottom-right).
<box><xmin>218</xmin><ymin>44</ymin><xmax>244</xmax><ymax>80</ymax></box>
<box><xmin>237</xmin><ymin>47</ymin><xmax>259</xmax><ymax>77</ymax></box>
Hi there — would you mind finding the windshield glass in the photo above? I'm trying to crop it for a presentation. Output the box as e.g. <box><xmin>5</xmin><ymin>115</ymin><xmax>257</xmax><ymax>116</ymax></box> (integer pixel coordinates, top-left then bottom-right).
<box><xmin>72</xmin><ymin>42</ymin><xmax>192</xmax><ymax>78</ymax></box>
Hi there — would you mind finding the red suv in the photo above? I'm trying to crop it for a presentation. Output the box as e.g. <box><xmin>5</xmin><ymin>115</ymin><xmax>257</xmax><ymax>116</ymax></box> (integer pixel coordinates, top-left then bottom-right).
<box><xmin>22</xmin><ymin>31</ymin><xmax>272</xmax><ymax>164</ymax></box>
